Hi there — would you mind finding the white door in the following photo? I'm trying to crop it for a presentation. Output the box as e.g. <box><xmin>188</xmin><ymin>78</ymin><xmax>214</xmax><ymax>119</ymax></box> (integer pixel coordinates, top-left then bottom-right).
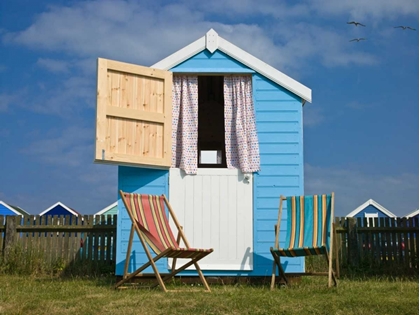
<box><xmin>169</xmin><ymin>168</ymin><xmax>253</xmax><ymax>270</ymax></box>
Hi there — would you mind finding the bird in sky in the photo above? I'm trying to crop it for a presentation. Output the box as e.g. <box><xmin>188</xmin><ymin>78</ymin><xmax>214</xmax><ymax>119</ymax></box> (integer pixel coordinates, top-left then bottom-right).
<box><xmin>349</xmin><ymin>38</ymin><xmax>367</xmax><ymax>42</ymax></box>
<box><xmin>394</xmin><ymin>26</ymin><xmax>416</xmax><ymax>30</ymax></box>
<box><xmin>347</xmin><ymin>21</ymin><xmax>366</xmax><ymax>27</ymax></box>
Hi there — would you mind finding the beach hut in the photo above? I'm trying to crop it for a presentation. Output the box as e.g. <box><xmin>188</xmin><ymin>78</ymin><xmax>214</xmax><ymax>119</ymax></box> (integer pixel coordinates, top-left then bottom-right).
<box><xmin>39</xmin><ymin>202</ymin><xmax>81</xmax><ymax>217</ymax></box>
<box><xmin>0</xmin><ymin>200</ymin><xmax>29</xmax><ymax>216</ymax></box>
<box><xmin>346</xmin><ymin>199</ymin><xmax>396</xmax><ymax>226</ymax></box>
<box><xmin>94</xmin><ymin>29</ymin><xmax>311</xmax><ymax>277</ymax></box>
<box><xmin>94</xmin><ymin>201</ymin><xmax>118</xmax><ymax>217</ymax></box>
<box><xmin>405</xmin><ymin>209</ymin><xmax>419</xmax><ymax>220</ymax></box>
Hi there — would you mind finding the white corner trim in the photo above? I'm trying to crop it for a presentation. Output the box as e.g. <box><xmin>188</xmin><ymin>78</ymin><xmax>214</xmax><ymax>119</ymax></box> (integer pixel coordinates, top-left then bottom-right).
<box><xmin>151</xmin><ymin>29</ymin><xmax>312</xmax><ymax>103</ymax></box>
<box><xmin>95</xmin><ymin>201</ymin><xmax>118</xmax><ymax>216</ymax></box>
<box><xmin>0</xmin><ymin>200</ymin><xmax>23</xmax><ymax>215</ymax></box>
<box><xmin>346</xmin><ymin>199</ymin><xmax>397</xmax><ymax>218</ymax></box>
<box><xmin>39</xmin><ymin>201</ymin><xmax>80</xmax><ymax>216</ymax></box>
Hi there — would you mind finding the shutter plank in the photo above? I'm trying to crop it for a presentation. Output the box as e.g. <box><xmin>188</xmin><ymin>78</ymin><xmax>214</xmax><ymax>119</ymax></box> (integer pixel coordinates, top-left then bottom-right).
<box><xmin>95</xmin><ymin>58</ymin><xmax>172</xmax><ymax>168</ymax></box>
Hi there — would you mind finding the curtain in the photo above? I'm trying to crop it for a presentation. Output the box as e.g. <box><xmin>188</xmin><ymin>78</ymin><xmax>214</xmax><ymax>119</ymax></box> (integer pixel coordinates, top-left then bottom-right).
<box><xmin>224</xmin><ymin>76</ymin><xmax>260</xmax><ymax>173</ymax></box>
<box><xmin>171</xmin><ymin>76</ymin><xmax>199</xmax><ymax>175</ymax></box>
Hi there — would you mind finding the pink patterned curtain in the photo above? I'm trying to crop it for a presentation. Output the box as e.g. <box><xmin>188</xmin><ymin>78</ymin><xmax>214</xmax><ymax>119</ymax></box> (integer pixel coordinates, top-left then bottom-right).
<box><xmin>224</xmin><ymin>76</ymin><xmax>260</xmax><ymax>173</ymax></box>
<box><xmin>171</xmin><ymin>76</ymin><xmax>198</xmax><ymax>175</ymax></box>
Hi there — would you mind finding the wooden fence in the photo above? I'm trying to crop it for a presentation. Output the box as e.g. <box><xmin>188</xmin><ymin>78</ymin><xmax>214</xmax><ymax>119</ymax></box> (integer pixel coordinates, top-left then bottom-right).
<box><xmin>334</xmin><ymin>217</ymin><xmax>418</xmax><ymax>274</ymax></box>
<box><xmin>0</xmin><ymin>215</ymin><xmax>117</xmax><ymax>270</ymax></box>
<box><xmin>1</xmin><ymin>214</ymin><xmax>418</xmax><ymax>276</ymax></box>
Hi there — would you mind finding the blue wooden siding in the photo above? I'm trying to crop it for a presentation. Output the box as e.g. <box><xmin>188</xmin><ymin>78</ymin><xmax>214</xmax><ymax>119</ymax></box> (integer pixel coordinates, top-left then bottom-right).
<box><xmin>115</xmin><ymin>50</ymin><xmax>305</xmax><ymax>276</ymax></box>
<box><xmin>253</xmin><ymin>73</ymin><xmax>304</xmax><ymax>274</ymax></box>
<box><xmin>116</xmin><ymin>166</ymin><xmax>168</xmax><ymax>276</ymax></box>
<box><xmin>42</xmin><ymin>205</ymin><xmax>73</xmax><ymax>216</ymax></box>
<box><xmin>171</xmin><ymin>50</ymin><xmax>255</xmax><ymax>73</ymax></box>
<box><xmin>0</xmin><ymin>203</ymin><xmax>17</xmax><ymax>216</ymax></box>
<box><xmin>353</xmin><ymin>205</ymin><xmax>392</xmax><ymax>219</ymax></box>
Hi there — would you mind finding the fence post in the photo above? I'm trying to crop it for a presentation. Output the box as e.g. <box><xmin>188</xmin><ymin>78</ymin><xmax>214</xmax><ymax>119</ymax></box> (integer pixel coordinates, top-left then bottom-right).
<box><xmin>3</xmin><ymin>216</ymin><xmax>18</xmax><ymax>262</ymax></box>
<box><xmin>347</xmin><ymin>217</ymin><xmax>358</xmax><ymax>267</ymax></box>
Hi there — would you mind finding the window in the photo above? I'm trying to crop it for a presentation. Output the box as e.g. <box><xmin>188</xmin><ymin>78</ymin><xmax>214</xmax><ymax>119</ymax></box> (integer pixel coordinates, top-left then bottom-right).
<box><xmin>172</xmin><ymin>74</ymin><xmax>259</xmax><ymax>174</ymax></box>
<box><xmin>197</xmin><ymin>76</ymin><xmax>226</xmax><ymax>168</ymax></box>
<box><xmin>365</xmin><ymin>213</ymin><xmax>378</xmax><ymax>227</ymax></box>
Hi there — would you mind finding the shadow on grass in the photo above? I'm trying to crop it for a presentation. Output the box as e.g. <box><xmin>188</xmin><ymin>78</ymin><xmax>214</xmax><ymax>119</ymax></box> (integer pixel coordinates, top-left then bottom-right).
<box><xmin>306</xmin><ymin>254</ymin><xmax>419</xmax><ymax>282</ymax></box>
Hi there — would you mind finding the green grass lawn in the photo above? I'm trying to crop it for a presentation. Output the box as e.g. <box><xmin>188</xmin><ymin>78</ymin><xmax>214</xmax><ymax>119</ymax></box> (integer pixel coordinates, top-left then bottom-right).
<box><xmin>0</xmin><ymin>275</ymin><xmax>418</xmax><ymax>315</ymax></box>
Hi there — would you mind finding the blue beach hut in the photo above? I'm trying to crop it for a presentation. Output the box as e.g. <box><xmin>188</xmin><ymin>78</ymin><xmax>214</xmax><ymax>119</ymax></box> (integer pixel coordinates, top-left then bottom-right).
<box><xmin>405</xmin><ymin>209</ymin><xmax>419</xmax><ymax>221</ymax></box>
<box><xmin>0</xmin><ymin>200</ymin><xmax>29</xmax><ymax>216</ymax></box>
<box><xmin>346</xmin><ymin>199</ymin><xmax>396</xmax><ymax>223</ymax></box>
<box><xmin>94</xmin><ymin>29</ymin><xmax>312</xmax><ymax>278</ymax></box>
<box><xmin>39</xmin><ymin>201</ymin><xmax>81</xmax><ymax>217</ymax></box>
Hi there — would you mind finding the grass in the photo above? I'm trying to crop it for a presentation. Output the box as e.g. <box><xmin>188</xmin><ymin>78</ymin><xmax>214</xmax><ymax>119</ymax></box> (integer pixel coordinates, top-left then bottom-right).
<box><xmin>0</xmin><ymin>247</ymin><xmax>417</xmax><ymax>314</ymax></box>
<box><xmin>0</xmin><ymin>274</ymin><xmax>418</xmax><ymax>315</ymax></box>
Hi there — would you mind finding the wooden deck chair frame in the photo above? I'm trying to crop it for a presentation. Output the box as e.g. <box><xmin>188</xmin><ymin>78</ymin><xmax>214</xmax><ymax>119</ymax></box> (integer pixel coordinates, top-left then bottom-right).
<box><xmin>115</xmin><ymin>191</ymin><xmax>214</xmax><ymax>292</ymax></box>
<box><xmin>270</xmin><ymin>193</ymin><xmax>338</xmax><ymax>289</ymax></box>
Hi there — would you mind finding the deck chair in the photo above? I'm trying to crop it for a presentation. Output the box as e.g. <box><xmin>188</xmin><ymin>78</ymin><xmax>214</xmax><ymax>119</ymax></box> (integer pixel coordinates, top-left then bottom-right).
<box><xmin>115</xmin><ymin>191</ymin><xmax>214</xmax><ymax>292</ymax></box>
<box><xmin>270</xmin><ymin>193</ymin><xmax>338</xmax><ymax>289</ymax></box>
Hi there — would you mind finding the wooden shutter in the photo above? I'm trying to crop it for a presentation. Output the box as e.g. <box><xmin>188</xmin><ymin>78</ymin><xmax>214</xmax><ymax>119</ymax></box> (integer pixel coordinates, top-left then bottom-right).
<box><xmin>95</xmin><ymin>58</ymin><xmax>172</xmax><ymax>168</ymax></box>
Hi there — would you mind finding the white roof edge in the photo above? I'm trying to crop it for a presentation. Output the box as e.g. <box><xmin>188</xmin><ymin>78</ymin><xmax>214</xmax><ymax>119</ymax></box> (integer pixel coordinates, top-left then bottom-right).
<box><xmin>151</xmin><ymin>36</ymin><xmax>206</xmax><ymax>70</ymax></box>
<box><xmin>346</xmin><ymin>199</ymin><xmax>397</xmax><ymax>218</ymax></box>
<box><xmin>151</xmin><ymin>29</ymin><xmax>312</xmax><ymax>103</ymax></box>
<box><xmin>95</xmin><ymin>201</ymin><xmax>118</xmax><ymax>216</ymax></box>
<box><xmin>0</xmin><ymin>200</ymin><xmax>23</xmax><ymax>215</ymax></box>
<box><xmin>39</xmin><ymin>201</ymin><xmax>79</xmax><ymax>216</ymax></box>
<box><xmin>405</xmin><ymin>209</ymin><xmax>419</xmax><ymax>218</ymax></box>
<box><xmin>217</xmin><ymin>37</ymin><xmax>312</xmax><ymax>103</ymax></box>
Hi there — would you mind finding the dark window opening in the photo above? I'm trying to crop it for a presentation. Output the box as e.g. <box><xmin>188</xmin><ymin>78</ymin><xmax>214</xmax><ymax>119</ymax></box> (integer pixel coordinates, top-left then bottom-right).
<box><xmin>197</xmin><ymin>76</ymin><xmax>226</xmax><ymax>168</ymax></box>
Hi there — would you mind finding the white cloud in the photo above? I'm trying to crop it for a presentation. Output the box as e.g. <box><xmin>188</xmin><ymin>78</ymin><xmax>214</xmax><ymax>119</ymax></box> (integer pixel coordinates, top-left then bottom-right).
<box><xmin>180</xmin><ymin>0</ymin><xmax>310</xmax><ymax>19</ymax></box>
<box><xmin>0</xmin><ymin>165</ymin><xmax>117</xmax><ymax>215</ymax></box>
<box><xmin>0</xmin><ymin>93</ymin><xmax>18</xmax><ymax>112</ymax></box>
<box><xmin>26</xmin><ymin>75</ymin><xmax>94</xmax><ymax>116</ymax></box>
<box><xmin>309</xmin><ymin>0</ymin><xmax>418</xmax><ymax>22</ymax></box>
<box><xmin>2</xmin><ymin>1</ymin><xmax>206</xmax><ymax>66</ymax></box>
<box><xmin>305</xmin><ymin>163</ymin><xmax>419</xmax><ymax>217</ymax></box>
<box><xmin>1</xmin><ymin>0</ymin><xmax>383</xmax><ymax>74</ymax></box>
<box><xmin>18</xmin><ymin>125</ymin><xmax>118</xmax><ymax>214</ymax></box>
<box><xmin>36</xmin><ymin>58</ymin><xmax>70</xmax><ymax>73</ymax></box>
<box><xmin>278</xmin><ymin>24</ymin><xmax>379</xmax><ymax>69</ymax></box>
<box><xmin>303</xmin><ymin>105</ymin><xmax>326</xmax><ymax>127</ymax></box>
<box><xmin>24</xmin><ymin>126</ymin><xmax>92</xmax><ymax>167</ymax></box>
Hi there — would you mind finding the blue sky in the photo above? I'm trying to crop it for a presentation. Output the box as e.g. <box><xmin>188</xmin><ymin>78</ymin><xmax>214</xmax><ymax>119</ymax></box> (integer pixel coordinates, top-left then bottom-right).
<box><xmin>0</xmin><ymin>0</ymin><xmax>418</xmax><ymax>216</ymax></box>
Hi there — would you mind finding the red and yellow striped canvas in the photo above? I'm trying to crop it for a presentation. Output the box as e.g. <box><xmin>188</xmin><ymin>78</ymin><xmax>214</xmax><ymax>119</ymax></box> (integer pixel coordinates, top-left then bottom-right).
<box><xmin>122</xmin><ymin>193</ymin><xmax>212</xmax><ymax>258</ymax></box>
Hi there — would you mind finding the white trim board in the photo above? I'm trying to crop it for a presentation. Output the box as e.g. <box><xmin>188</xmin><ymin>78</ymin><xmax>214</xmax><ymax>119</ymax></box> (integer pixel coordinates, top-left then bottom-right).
<box><xmin>152</xmin><ymin>29</ymin><xmax>312</xmax><ymax>103</ymax></box>
<box><xmin>405</xmin><ymin>209</ymin><xmax>419</xmax><ymax>218</ymax></box>
<box><xmin>346</xmin><ymin>199</ymin><xmax>397</xmax><ymax>218</ymax></box>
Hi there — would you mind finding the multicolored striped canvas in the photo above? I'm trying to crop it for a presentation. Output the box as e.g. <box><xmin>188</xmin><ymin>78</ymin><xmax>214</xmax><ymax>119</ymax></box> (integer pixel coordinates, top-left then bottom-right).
<box><xmin>273</xmin><ymin>194</ymin><xmax>332</xmax><ymax>257</ymax></box>
<box><xmin>122</xmin><ymin>193</ymin><xmax>212</xmax><ymax>258</ymax></box>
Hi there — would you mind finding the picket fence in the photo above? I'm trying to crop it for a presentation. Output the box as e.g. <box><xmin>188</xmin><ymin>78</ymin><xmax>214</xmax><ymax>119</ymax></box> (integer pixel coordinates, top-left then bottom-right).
<box><xmin>0</xmin><ymin>215</ymin><xmax>116</xmax><ymax>268</ymax></box>
<box><xmin>1</xmin><ymin>215</ymin><xmax>418</xmax><ymax>276</ymax></box>
<box><xmin>334</xmin><ymin>217</ymin><xmax>418</xmax><ymax>274</ymax></box>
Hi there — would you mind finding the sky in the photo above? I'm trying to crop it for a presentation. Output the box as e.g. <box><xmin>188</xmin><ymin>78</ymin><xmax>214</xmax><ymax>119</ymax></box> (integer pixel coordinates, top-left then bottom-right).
<box><xmin>0</xmin><ymin>0</ymin><xmax>418</xmax><ymax>216</ymax></box>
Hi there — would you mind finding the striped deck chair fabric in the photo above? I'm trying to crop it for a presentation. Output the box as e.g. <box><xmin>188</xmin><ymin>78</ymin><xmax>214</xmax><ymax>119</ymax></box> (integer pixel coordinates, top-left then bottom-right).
<box><xmin>273</xmin><ymin>194</ymin><xmax>332</xmax><ymax>257</ymax></box>
<box><xmin>116</xmin><ymin>191</ymin><xmax>213</xmax><ymax>292</ymax></box>
<box><xmin>124</xmin><ymin>193</ymin><xmax>213</xmax><ymax>259</ymax></box>
<box><xmin>270</xmin><ymin>193</ymin><xmax>337</xmax><ymax>288</ymax></box>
